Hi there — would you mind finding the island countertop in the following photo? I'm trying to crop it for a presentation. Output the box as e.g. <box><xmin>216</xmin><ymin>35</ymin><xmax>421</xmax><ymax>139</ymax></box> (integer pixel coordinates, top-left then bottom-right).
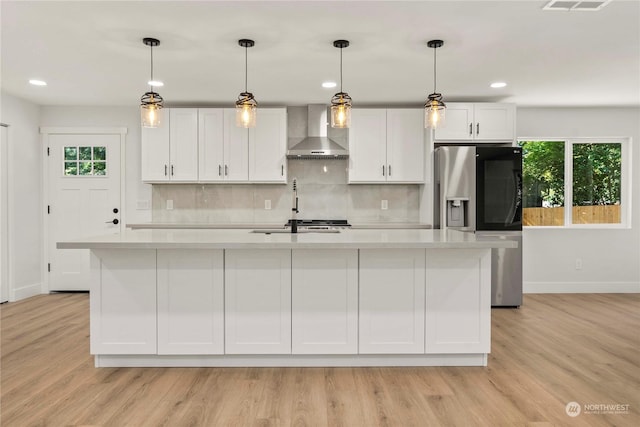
<box><xmin>58</xmin><ymin>228</ymin><xmax>516</xmax><ymax>250</ymax></box>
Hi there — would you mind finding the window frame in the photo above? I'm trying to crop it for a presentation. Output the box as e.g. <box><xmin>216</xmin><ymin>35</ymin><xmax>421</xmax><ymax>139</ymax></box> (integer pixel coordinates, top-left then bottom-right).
<box><xmin>518</xmin><ymin>137</ymin><xmax>632</xmax><ymax>229</ymax></box>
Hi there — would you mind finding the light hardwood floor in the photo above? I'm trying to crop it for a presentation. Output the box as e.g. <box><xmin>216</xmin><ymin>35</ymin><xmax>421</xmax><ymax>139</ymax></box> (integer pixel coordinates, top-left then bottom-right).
<box><xmin>1</xmin><ymin>293</ymin><xmax>639</xmax><ymax>426</ymax></box>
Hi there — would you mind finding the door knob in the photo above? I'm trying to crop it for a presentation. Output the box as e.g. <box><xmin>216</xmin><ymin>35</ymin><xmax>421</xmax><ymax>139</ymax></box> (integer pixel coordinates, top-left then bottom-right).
<box><xmin>106</xmin><ymin>219</ymin><xmax>119</xmax><ymax>225</ymax></box>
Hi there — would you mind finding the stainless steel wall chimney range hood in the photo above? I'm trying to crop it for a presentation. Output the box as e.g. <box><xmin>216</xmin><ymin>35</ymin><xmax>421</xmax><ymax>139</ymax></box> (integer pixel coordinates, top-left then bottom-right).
<box><xmin>286</xmin><ymin>105</ymin><xmax>349</xmax><ymax>159</ymax></box>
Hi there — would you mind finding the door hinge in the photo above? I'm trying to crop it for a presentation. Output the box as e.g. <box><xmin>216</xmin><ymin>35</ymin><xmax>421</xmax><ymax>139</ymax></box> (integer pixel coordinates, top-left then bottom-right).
<box><xmin>47</xmin><ymin>205</ymin><xmax>50</xmax><ymax>214</ymax></box>
<box><xmin>47</xmin><ymin>147</ymin><xmax>50</xmax><ymax>156</ymax></box>
<box><xmin>48</xmin><ymin>263</ymin><xmax>51</xmax><ymax>272</ymax></box>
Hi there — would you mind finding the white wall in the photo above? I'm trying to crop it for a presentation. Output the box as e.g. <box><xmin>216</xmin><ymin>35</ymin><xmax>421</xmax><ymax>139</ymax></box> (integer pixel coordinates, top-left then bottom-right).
<box><xmin>0</xmin><ymin>92</ymin><xmax>43</xmax><ymax>300</ymax></box>
<box><xmin>517</xmin><ymin>107</ymin><xmax>640</xmax><ymax>293</ymax></box>
<box><xmin>39</xmin><ymin>106</ymin><xmax>152</xmax><ymax>225</ymax></box>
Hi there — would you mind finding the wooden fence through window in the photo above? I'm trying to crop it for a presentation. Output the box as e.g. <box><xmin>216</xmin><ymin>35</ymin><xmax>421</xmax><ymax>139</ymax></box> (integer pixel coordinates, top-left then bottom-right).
<box><xmin>523</xmin><ymin>205</ymin><xmax>621</xmax><ymax>226</ymax></box>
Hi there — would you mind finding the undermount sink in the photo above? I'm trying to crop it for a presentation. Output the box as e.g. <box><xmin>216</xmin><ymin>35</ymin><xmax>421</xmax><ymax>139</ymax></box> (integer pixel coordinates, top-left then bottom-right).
<box><xmin>250</xmin><ymin>229</ymin><xmax>340</xmax><ymax>234</ymax></box>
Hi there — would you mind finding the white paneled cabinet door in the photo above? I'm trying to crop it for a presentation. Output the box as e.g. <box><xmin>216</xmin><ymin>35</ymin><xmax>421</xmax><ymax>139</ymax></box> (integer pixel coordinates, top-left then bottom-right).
<box><xmin>425</xmin><ymin>249</ymin><xmax>491</xmax><ymax>354</ymax></box>
<box><xmin>225</xmin><ymin>249</ymin><xmax>292</xmax><ymax>354</ymax></box>
<box><xmin>433</xmin><ymin>103</ymin><xmax>474</xmax><ymax>141</ymax></box>
<box><xmin>169</xmin><ymin>108</ymin><xmax>199</xmax><ymax>181</ymax></box>
<box><xmin>249</xmin><ymin>108</ymin><xmax>287</xmax><ymax>182</ymax></box>
<box><xmin>141</xmin><ymin>111</ymin><xmax>171</xmax><ymax>182</ymax></box>
<box><xmin>473</xmin><ymin>103</ymin><xmax>515</xmax><ymax>141</ymax></box>
<box><xmin>386</xmin><ymin>109</ymin><xmax>425</xmax><ymax>183</ymax></box>
<box><xmin>291</xmin><ymin>250</ymin><xmax>358</xmax><ymax>354</ymax></box>
<box><xmin>223</xmin><ymin>109</ymin><xmax>249</xmax><ymax>182</ymax></box>
<box><xmin>359</xmin><ymin>249</ymin><xmax>426</xmax><ymax>354</ymax></box>
<box><xmin>197</xmin><ymin>109</ymin><xmax>225</xmax><ymax>182</ymax></box>
<box><xmin>90</xmin><ymin>249</ymin><xmax>157</xmax><ymax>354</ymax></box>
<box><xmin>157</xmin><ymin>250</ymin><xmax>224</xmax><ymax>355</ymax></box>
<box><xmin>348</xmin><ymin>109</ymin><xmax>387</xmax><ymax>182</ymax></box>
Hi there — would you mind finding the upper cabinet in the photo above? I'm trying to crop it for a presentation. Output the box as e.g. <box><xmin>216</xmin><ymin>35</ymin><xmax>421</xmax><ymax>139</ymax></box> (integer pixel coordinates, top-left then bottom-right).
<box><xmin>142</xmin><ymin>107</ymin><xmax>287</xmax><ymax>184</ymax></box>
<box><xmin>141</xmin><ymin>108</ymin><xmax>199</xmax><ymax>182</ymax></box>
<box><xmin>433</xmin><ymin>103</ymin><xmax>515</xmax><ymax>142</ymax></box>
<box><xmin>348</xmin><ymin>108</ymin><xmax>425</xmax><ymax>183</ymax></box>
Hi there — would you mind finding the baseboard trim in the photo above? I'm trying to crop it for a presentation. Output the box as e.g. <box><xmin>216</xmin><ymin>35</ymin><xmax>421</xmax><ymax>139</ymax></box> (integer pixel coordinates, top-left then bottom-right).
<box><xmin>11</xmin><ymin>281</ymin><xmax>43</xmax><ymax>301</ymax></box>
<box><xmin>524</xmin><ymin>281</ymin><xmax>640</xmax><ymax>294</ymax></box>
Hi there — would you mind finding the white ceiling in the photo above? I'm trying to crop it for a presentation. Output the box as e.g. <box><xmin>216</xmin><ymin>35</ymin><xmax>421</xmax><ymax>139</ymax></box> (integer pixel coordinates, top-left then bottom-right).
<box><xmin>2</xmin><ymin>0</ymin><xmax>639</xmax><ymax>108</ymax></box>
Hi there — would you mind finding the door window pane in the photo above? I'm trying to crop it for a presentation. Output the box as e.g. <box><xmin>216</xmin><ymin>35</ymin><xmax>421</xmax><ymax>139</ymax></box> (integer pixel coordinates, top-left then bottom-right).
<box><xmin>519</xmin><ymin>141</ymin><xmax>565</xmax><ymax>226</ymax></box>
<box><xmin>94</xmin><ymin>161</ymin><xmax>106</xmax><ymax>175</ymax></box>
<box><xmin>93</xmin><ymin>146</ymin><xmax>106</xmax><ymax>161</ymax></box>
<box><xmin>64</xmin><ymin>162</ymin><xmax>78</xmax><ymax>176</ymax></box>
<box><xmin>572</xmin><ymin>143</ymin><xmax>621</xmax><ymax>224</ymax></box>
<box><xmin>79</xmin><ymin>146</ymin><xmax>92</xmax><ymax>160</ymax></box>
<box><xmin>64</xmin><ymin>147</ymin><xmax>77</xmax><ymax>161</ymax></box>
<box><xmin>79</xmin><ymin>161</ymin><xmax>93</xmax><ymax>175</ymax></box>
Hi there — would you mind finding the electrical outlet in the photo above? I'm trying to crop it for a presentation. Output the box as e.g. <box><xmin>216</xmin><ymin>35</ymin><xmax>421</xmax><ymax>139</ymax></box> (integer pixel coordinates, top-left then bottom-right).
<box><xmin>166</xmin><ymin>199</ymin><xmax>174</xmax><ymax>210</ymax></box>
<box><xmin>381</xmin><ymin>200</ymin><xmax>388</xmax><ymax>210</ymax></box>
<box><xmin>264</xmin><ymin>200</ymin><xmax>271</xmax><ymax>210</ymax></box>
<box><xmin>575</xmin><ymin>258</ymin><xmax>583</xmax><ymax>270</ymax></box>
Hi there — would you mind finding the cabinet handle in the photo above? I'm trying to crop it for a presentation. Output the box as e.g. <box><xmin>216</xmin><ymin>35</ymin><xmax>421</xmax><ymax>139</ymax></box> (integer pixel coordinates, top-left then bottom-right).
<box><xmin>225</xmin><ymin>165</ymin><xmax>229</xmax><ymax>176</ymax></box>
<box><xmin>218</xmin><ymin>165</ymin><xmax>222</xmax><ymax>176</ymax></box>
<box><xmin>382</xmin><ymin>165</ymin><xmax>386</xmax><ymax>176</ymax></box>
<box><xmin>164</xmin><ymin>165</ymin><xmax>168</xmax><ymax>176</ymax></box>
<box><xmin>388</xmin><ymin>165</ymin><xmax>392</xmax><ymax>176</ymax></box>
<box><xmin>171</xmin><ymin>165</ymin><xmax>174</xmax><ymax>176</ymax></box>
<box><xmin>469</xmin><ymin>123</ymin><xmax>473</xmax><ymax>136</ymax></box>
<box><xmin>477</xmin><ymin>123</ymin><xmax>480</xmax><ymax>136</ymax></box>
<box><xmin>281</xmin><ymin>165</ymin><xmax>284</xmax><ymax>176</ymax></box>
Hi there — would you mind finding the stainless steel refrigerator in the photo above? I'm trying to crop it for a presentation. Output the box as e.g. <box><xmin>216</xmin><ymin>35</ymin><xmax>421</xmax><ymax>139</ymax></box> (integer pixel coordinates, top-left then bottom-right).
<box><xmin>434</xmin><ymin>145</ymin><xmax>523</xmax><ymax>307</ymax></box>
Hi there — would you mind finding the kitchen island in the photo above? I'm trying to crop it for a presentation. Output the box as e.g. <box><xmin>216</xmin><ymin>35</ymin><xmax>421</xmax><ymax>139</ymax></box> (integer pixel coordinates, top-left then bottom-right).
<box><xmin>58</xmin><ymin>228</ymin><xmax>516</xmax><ymax>368</ymax></box>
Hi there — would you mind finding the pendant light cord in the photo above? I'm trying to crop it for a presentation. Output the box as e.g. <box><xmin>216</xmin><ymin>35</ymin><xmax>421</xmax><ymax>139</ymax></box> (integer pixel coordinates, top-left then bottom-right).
<box><xmin>433</xmin><ymin>45</ymin><xmax>437</xmax><ymax>93</ymax></box>
<box><xmin>340</xmin><ymin>46</ymin><xmax>343</xmax><ymax>93</ymax></box>
<box><xmin>245</xmin><ymin>45</ymin><xmax>248</xmax><ymax>93</ymax></box>
<box><xmin>149</xmin><ymin>43</ymin><xmax>154</xmax><ymax>91</ymax></box>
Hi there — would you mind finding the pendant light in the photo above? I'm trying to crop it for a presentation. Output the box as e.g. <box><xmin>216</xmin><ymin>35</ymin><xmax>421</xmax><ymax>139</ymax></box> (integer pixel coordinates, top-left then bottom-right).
<box><xmin>425</xmin><ymin>39</ymin><xmax>446</xmax><ymax>129</ymax></box>
<box><xmin>330</xmin><ymin>40</ymin><xmax>352</xmax><ymax>128</ymax></box>
<box><xmin>236</xmin><ymin>39</ymin><xmax>257</xmax><ymax>128</ymax></box>
<box><xmin>140</xmin><ymin>37</ymin><xmax>164</xmax><ymax>128</ymax></box>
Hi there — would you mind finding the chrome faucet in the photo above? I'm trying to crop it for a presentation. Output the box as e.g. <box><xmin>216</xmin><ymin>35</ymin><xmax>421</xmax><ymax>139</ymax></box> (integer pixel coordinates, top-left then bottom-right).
<box><xmin>291</xmin><ymin>179</ymin><xmax>299</xmax><ymax>234</ymax></box>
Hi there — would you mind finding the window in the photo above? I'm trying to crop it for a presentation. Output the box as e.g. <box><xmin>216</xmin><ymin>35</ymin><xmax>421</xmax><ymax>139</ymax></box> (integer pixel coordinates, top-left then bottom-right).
<box><xmin>519</xmin><ymin>138</ymin><xmax>629</xmax><ymax>227</ymax></box>
<box><xmin>64</xmin><ymin>146</ymin><xmax>107</xmax><ymax>176</ymax></box>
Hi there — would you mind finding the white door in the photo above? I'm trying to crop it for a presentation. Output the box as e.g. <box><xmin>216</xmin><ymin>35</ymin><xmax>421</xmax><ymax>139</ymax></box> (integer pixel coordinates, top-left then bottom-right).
<box><xmin>348</xmin><ymin>109</ymin><xmax>387</xmax><ymax>183</ymax></box>
<box><xmin>198</xmin><ymin>109</ymin><xmax>225</xmax><ymax>182</ymax></box>
<box><xmin>0</xmin><ymin>124</ymin><xmax>8</xmax><ymax>302</ymax></box>
<box><xmin>141</xmin><ymin>109</ymin><xmax>170</xmax><ymax>182</ymax></box>
<box><xmin>249</xmin><ymin>108</ymin><xmax>287</xmax><ymax>182</ymax></box>
<box><xmin>169</xmin><ymin>108</ymin><xmax>199</xmax><ymax>181</ymax></box>
<box><xmin>48</xmin><ymin>133</ymin><xmax>121</xmax><ymax>291</ymax></box>
<box><xmin>386</xmin><ymin>109</ymin><xmax>425</xmax><ymax>183</ymax></box>
<box><xmin>223</xmin><ymin>109</ymin><xmax>249</xmax><ymax>182</ymax></box>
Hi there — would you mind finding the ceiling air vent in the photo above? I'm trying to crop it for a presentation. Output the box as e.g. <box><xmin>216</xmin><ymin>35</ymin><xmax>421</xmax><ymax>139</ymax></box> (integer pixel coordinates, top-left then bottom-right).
<box><xmin>543</xmin><ymin>0</ymin><xmax>612</xmax><ymax>11</ymax></box>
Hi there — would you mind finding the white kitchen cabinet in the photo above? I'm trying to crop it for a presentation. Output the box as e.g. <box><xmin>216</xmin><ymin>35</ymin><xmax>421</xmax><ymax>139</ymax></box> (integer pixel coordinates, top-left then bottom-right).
<box><xmin>89</xmin><ymin>249</ymin><xmax>157</xmax><ymax>355</ymax></box>
<box><xmin>249</xmin><ymin>108</ymin><xmax>287</xmax><ymax>183</ymax></box>
<box><xmin>197</xmin><ymin>109</ymin><xmax>225</xmax><ymax>182</ymax></box>
<box><xmin>434</xmin><ymin>103</ymin><xmax>515</xmax><ymax>142</ymax></box>
<box><xmin>225</xmin><ymin>249</ymin><xmax>292</xmax><ymax>354</ymax></box>
<box><xmin>291</xmin><ymin>249</ymin><xmax>358</xmax><ymax>354</ymax></box>
<box><xmin>349</xmin><ymin>109</ymin><xmax>424</xmax><ymax>183</ymax></box>
<box><xmin>221</xmin><ymin>109</ymin><xmax>250</xmax><ymax>182</ymax></box>
<box><xmin>425</xmin><ymin>249</ymin><xmax>491</xmax><ymax>354</ymax></box>
<box><xmin>157</xmin><ymin>250</ymin><xmax>224</xmax><ymax>355</ymax></box>
<box><xmin>141</xmin><ymin>108</ymin><xmax>199</xmax><ymax>182</ymax></box>
<box><xmin>359</xmin><ymin>249</ymin><xmax>426</xmax><ymax>354</ymax></box>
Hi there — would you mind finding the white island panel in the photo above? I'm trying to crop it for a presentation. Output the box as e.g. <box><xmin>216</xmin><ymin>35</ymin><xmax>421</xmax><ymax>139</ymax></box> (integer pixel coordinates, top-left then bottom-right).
<box><xmin>157</xmin><ymin>249</ymin><xmax>224</xmax><ymax>355</ymax></box>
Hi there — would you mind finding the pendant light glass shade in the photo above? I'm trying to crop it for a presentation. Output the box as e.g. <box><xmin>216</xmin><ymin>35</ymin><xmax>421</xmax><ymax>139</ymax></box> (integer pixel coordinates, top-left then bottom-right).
<box><xmin>425</xmin><ymin>39</ymin><xmax>446</xmax><ymax>129</ymax></box>
<box><xmin>140</xmin><ymin>38</ymin><xmax>164</xmax><ymax>128</ymax></box>
<box><xmin>236</xmin><ymin>39</ymin><xmax>257</xmax><ymax>128</ymax></box>
<box><xmin>331</xmin><ymin>40</ymin><xmax>352</xmax><ymax>128</ymax></box>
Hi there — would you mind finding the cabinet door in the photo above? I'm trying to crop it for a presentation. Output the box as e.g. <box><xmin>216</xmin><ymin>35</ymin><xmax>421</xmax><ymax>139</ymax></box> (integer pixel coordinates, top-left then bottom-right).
<box><xmin>225</xmin><ymin>249</ymin><xmax>291</xmax><ymax>354</ymax></box>
<box><xmin>169</xmin><ymin>108</ymin><xmax>199</xmax><ymax>181</ymax></box>
<box><xmin>386</xmin><ymin>109</ymin><xmax>425</xmax><ymax>183</ymax></box>
<box><xmin>223</xmin><ymin>109</ymin><xmax>249</xmax><ymax>182</ymax></box>
<box><xmin>473</xmin><ymin>103</ymin><xmax>515</xmax><ymax>141</ymax></box>
<box><xmin>141</xmin><ymin>112</ymin><xmax>171</xmax><ymax>182</ymax></box>
<box><xmin>90</xmin><ymin>249</ymin><xmax>157</xmax><ymax>354</ymax></box>
<box><xmin>198</xmin><ymin>109</ymin><xmax>225</xmax><ymax>182</ymax></box>
<box><xmin>348</xmin><ymin>109</ymin><xmax>387</xmax><ymax>183</ymax></box>
<box><xmin>249</xmin><ymin>108</ymin><xmax>287</xmax><ymax>183</ymax></box>
<box><xmin>433</xmin><ymin>103</ymin><xmax>474</xmax><ymax>141</ymax></box>
<box><xmin>292</xmin><ymin>250</ymin><xmax>358</xmax><ymax>354</ymax></box>
<box><xmin>157</xmin><ymin>250</ymin><xmax>224</xmax><ymax>355</ymax></box>
<box><xmin>359</xmin><ymin>249</ymin><xmax>426</xmax><ymax>354</ymax></box>
<box><xmin>425</xmin><ymin>249</ymin><xmax>491</xmax><ymax>353</ymax></box>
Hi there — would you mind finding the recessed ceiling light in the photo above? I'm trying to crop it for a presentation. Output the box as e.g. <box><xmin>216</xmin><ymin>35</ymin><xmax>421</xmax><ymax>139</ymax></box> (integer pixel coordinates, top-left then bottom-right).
<box><xmin>490</xmin><ymin>82</ymin><xmax>507</xmax><ymax>88</ymax></box>
<box><xmin>148</xmin><ymin>80</ymin><xmax>164</xmax><ymax>87</ymax></box>
<box><xmin>29</xmin><ymin>79</ymin><xmax>47</xmax><ymax>86</ymax></box>
<box><xmin>322</xmin><ymin>81</ymin><xmax>337</xmax><ymax>88</ymax></box>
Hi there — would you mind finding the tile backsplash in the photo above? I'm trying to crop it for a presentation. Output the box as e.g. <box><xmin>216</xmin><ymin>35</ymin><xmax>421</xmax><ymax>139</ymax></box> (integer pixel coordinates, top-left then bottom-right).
<box><xmin>151</xmin><ymin>107</ymin><xmax>421</xmax><ymax>224</ymax></box>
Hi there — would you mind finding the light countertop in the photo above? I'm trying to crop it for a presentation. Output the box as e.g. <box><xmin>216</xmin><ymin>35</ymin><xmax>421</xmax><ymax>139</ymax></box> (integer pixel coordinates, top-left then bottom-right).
<box><xmin>127</xmin><ymin>223</ymin><xmax>433</xmax><ymax>230</ymax></box>
<box><xmin>58</xmin><ymin>228</ymin><xmax>516</xmax><ymax>250</ymax></box>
